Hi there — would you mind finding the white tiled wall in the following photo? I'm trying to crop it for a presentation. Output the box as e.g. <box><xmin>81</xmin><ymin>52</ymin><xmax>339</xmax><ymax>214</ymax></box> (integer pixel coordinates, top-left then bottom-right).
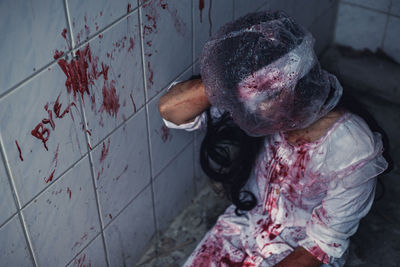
<box><xmin>0</xmin><ymin>0</ymin><xmax>338</xmax><ymax>265</ymax></box>
<box><xmin>335</xmin><ymin>0</ymin><xmax>400</xmax><ymax>63</ymax></box>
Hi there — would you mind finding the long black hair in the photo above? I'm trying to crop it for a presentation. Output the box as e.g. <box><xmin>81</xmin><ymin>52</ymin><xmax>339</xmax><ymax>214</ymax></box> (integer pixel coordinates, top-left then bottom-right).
<box><xmin>200</xmin><ymin>90</ymin><xmax>393</xmax><ymax>215</ymax></box>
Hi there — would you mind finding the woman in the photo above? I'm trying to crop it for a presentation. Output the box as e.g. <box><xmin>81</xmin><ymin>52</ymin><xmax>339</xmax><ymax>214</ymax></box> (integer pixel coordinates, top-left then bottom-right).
<box><xmin>158</xmin><ymin>11</ymin><xmax>388</xmax><ymax>267</ymax></box>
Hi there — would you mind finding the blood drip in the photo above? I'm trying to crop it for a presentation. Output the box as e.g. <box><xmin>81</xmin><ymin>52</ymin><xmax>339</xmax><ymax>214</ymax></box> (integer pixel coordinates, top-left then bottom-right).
<box><xmin>100</xmin><ymin>139</ymin><xmax>110</xmax><ymax>163</ymax></box>
<box><xmin>44</xmin><ymin>169</ymin><xmax>55</xmax><ymax>183</ymax></box>
<box><xmin>31</xmin><ymin>123</ymin><xmax>50</xmax><ymax>151</ymax></box>
<box><xmin>15</xmin><ymin>140</ymin><xmax>23</xmax><ymax>161</ymax></box>
<box><xmin>199</xmin><ymin>0</ymin><xmax>205</xmax><ymax>22</ymax></box>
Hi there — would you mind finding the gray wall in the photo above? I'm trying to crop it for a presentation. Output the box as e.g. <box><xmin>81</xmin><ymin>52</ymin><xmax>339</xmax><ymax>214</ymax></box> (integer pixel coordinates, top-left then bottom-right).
<box><xmin>335</xmin><ymin>0</ymin><xmax>400</xmax><ymax>62</ymax></box>
<box><xmin>0</xmin><ymin>0</ymin><xmax>338</xmax><ymax>266</ymax></box>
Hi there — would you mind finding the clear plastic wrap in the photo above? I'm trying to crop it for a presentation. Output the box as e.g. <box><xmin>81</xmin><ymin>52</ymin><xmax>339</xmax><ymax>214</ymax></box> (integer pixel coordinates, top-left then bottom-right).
<box><xmin>200</xmin><ymin>11</ymin><xmax>342</xmax><ymax>136</ymax></box>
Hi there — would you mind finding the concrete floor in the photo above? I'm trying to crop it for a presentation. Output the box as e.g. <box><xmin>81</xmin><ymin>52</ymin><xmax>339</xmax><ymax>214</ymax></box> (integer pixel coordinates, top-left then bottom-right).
<box><xmin>137</xmin><ymin>47</ymin><xmax>400</xmax><ymax>266</ymax></box>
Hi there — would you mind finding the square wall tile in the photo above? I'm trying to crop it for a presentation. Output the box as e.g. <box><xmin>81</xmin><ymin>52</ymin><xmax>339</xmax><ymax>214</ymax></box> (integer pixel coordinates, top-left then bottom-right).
<box><xmin>0</xmin><ymin>215</ymin><xmax>33</xmax><ymax>266</ymax></box>
<box><xmin>0</xmin><ymin>63</ymin><xmax>86</xmax><ymax>206</ymax></box>
<box><xmin>269</xmin><ymin>0</ymin><xmax>296</xmax><ymax>16</ymax></box>
<box><xmin>194</xmin><ymin>130</ymin><xmax>208</xmax><ymax>194</ymax></box>
<box><xmin>141</xmin><ymin>0</ymin><xmax>193</xmax><ymax>99</ymax></box>
<box><xmin>68</xmin><ymin>0</ymin><xmax>138</xmax><ymax>45</ymax></box>
<box><xmin>79</xmin><ymin>10</ymin><xmax>145</xmax><ymax>147</ymax></box>
<box><xmin>23</xmin><ymin>156</ymin><xmax>100</xmax><ymax>266</ymax></box>
<box><xmin>292</xmin><ymin>0</ymin><xmax>321</xmax><ymax>28</ymax></box>
<box><xmin>0</xmin><ymin>152</ymin><xmax>17</xmax><ymax>226</ymax></box>
<box><xmin>148</xmin><ymin>67</ymin><xmax>194</xmax><ymax>176</ymax></box>
<box><xmin>234</xmin><ymin>0</ymin><xmax>268</xmax><ymax>19</ymax></box>
<box><xmin>0</xmin><ymin>0</ymin><xmax>69</xmax><ymax>94</ymax></box>
<box><xmin>391</xmin><ymin>1</ymin><xmax>400</xmax><ymax>16</ymax></box>
<box><xmin>343</xmin><ymin>0</ymin><xmax>391</xmax><ymax>12</ymax></box>
<box><xmin>92</xmin><ymin>109</ymin><xmax>151</xmax><ymax>226</ymax></box>
<box><xmin>154</xmin><ymin>144</ymin><xmax>194</xmax><ymax>232</ymax></box>
<box><xmin>104</xmin><ymin>185</ymin><xmax>155</xmax><ymax>266</ymax></box>
<box><xmin>193</xmin><ymin>0</ymin><xmax>234</xmax><ymax>59</ymax></box>
<box><xmin>383</xmin><ymin>16</ymin><xmax>400</xmax><ymax>63</ymax></box>
<box><xmin>335</xmin><ymin>3</ymin><xmax>387</xmax><ymax>51</ymax></box>
<box><xmin>310</xmin><ymin>3</ymin><xmax>338</xmax><ymax>55</ymax></box>
<box><xmin>67</xmin><ymin>235</ymin><xmax>107</xmax><ymax>267</ymax></box>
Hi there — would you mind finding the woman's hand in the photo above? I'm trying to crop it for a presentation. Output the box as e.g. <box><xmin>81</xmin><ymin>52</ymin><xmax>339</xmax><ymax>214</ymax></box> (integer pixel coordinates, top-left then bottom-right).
<box><xmin>158</xmin><ymin>79</ymin><xmax>210</xmax><ymax>125</ymax></box>
<box><xmin>274</xmin><ymin>246</ymin><xmax>322</xmax><ymax>267</ymax></box>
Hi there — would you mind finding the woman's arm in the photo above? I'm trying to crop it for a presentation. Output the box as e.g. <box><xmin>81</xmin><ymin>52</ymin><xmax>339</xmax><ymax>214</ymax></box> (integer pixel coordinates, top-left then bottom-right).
<box><xmin>275</xmin><ymin>246</ymin><xmax>322</xmax><ymax>267</ymax></box>
<box><xmin>158</xmin><ymin>79</ymin><xmax>210</xmax><ymax>125</ymax></box>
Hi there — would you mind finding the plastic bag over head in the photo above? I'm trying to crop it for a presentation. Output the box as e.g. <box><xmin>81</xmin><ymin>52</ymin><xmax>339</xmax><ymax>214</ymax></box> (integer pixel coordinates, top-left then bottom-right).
<box><xmin>200</xmin><ymin>11</ymin><xmax>342</xmax><ymax>136</ymax></box>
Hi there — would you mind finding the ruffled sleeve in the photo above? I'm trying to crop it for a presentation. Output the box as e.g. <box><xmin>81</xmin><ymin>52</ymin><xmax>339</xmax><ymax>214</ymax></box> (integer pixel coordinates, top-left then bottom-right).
<box><xmin>161</xmin><ymin>80</ymin><xmax>224</xmax><ymax>131</ymax></box>
<box><xmin>299</xmin><ymin>113</ymin><xmax>388</xmax><ymax>263</ymax></box>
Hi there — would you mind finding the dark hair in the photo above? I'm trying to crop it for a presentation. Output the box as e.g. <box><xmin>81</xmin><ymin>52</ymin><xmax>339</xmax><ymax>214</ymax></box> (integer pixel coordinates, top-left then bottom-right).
<box><xmin>200</xmin><ymin>89</ymin><xmax>393</xmax><ymax>215</ymax></box>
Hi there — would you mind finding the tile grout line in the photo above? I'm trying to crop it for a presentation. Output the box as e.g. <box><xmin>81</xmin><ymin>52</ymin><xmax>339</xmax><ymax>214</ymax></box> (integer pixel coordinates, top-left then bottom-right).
<box><xmin>0</xmin><ymin>135</ymin><xmax>39</xmax><ymax>266</ymax></box>
<box><xmin>138</xmin><ymin>3</ymin><xmax>161</xmax><ymax>261</ymax></box>
<box><xmin>63</xmin><ymin>0</ymin><xmax>75</xmax><ymax>49</ymax></box>
<box><xmin>76</xmin><ymin>93</ymin><xmax>110</xmax><ymax>266</ymax></box>
<box><xmin>380</xmin><ymin>1</ymin><xmax>392</xmax><ymax>49</ymax></box>
<box><xmin>341</xmin><ymin>0</ymin><xmax>400</xmax><ymax>18</ymax></box>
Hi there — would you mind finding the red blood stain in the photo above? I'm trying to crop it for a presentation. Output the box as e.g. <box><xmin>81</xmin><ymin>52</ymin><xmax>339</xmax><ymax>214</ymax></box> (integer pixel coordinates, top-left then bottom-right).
<box><xmin>57</xmin><ymin>45</ymin><xmax>92</xmax><ymax>100</ymax></box>
<box><xmin>99</xmin><ymin>63</ymin><xmax>109</xmax><ymax>81</ymax></box>
<box><xmin>146</xmin><ymin>40</ymin><xmax>152</xmax><ymax>47</ymax></box>
<box><xmin>147</xmin><ymin>62</ymin><xmax>154</xmax><ymax>85</ymax></box>
<box><xmin>114</xmin><ymin>165</ymin><xmax>128</xmax><ymax>181</ymax></box>
<box><xmin>199</xmin><ymin>0</ymin><xmax>205</xmax><ymax>22</ymax></box>
<box><xmin>220</xmin><ymin>253</ymin><xmax>247</xmax><ymax>267</ymax></box>
<box><xmin>128</xmin><ymin>37</ymin><xmax>134</xmax><ymax>52</ymax></box>
<box><xmin>98</xmin><ymin>34</ymin><xmax>103</xmax><ymax>39</ymax></box>
<box><xmin>74</xmin><ymin>253</ymin><xmax>90</xmax><ymax>267</ymax></box>
<box><xmin>54</xmin><ymin>95</ymin><xmax>76</xmax><ymax>119</ymax></box>
<box><xmin>31</xmin><ymin>123</ymin><xmax>50</xmax><ymax>151</ymax></box>
<box><xmin>44</xmin><ymin>169</ymin><xmax>55</xmax><ymax>183</ymax></box>
<box><xmin>88</xmin><ymin>143</ymin><xmax>92</xmax><ymax>150</ymax></box>
<box><xmin>159</xmin><ymin>126</ymin><xmax>172</xmax><ymax>142</ymax></box>
<box><xmin>108</xmin><ymin>214</ymin><xmax>112</xmax><ymax>219</ymax></box>
<box><xmin>42</xmin><ymin>109</ymin><xmax>56</xmax><ymax>130</ymax></box>
<box><xmin>129</xmin><ymin>93</ymin><xmax>137</xmax><ymax>113</ymax></box>
<box><xmin>53</xmin><ymin>50</ymin><xmax>64</xmax><ymax>60</ymax></box>
<box><xmin>100</xmin><ymin>82</ymin><xmax>120</xmax><ymax>117</ymax></box>
<box><xmin>53</xmin><ymin>144</ymin><xmax>59</xmax><ymax>167</ymax></box>
<box><xmin>61</xmin><ymin>28</ymin><xmax>68</xmax><ymax>39</ymax></box>
<box><xmin>67</xmin><ymin>187</ymin><xmax>72</xmax><ymax>199</ymax></box>
<box><xmin>127</xmin><ymin>3</ymin><xmax>132</xmax><ymax>13</ymax></box>
<box><xmin>100</xmin><ymin>139</ymin><xmax>110</xmax><ymax>163</ymax></box>
<box><xmin>86</xmin><ymin>129</ymin><xmax>92</xmax><ymax>136</ymax></box>
<box><xmin>15</xmin><ymin>140</ymin><xmax>23</xmax><ymax>161</ymax></box>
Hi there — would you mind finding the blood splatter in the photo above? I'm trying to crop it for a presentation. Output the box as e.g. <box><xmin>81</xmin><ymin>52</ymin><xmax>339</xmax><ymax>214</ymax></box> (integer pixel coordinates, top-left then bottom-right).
<box><xmin>61</xmin><ymin>28</ymin><xmax>67</xmax><ymax>39</ymax></box>
<box><xmin>99</xmin><ymin>62</ymin><xmax>109</xmax><ymax>81</ymax></box>
<box><xmin>56</xmin><ymin>45</ymin><xmax>92</xmax><ymax>100</ymax></box>
<box><xmin>86</xmin><ymin>129</ymin><xmax>92</xmax><ymax>136</ymax></box>
<box><xmin>53</xmin><ymin>144</ymin><xmax>59</xmax><ymax>167</ymax></box>
<box><xmin>67</xmin><ymin>187</ymin><xmax>72</xmax><ymax>199</ymax></box>
<box><xmin>114</xmin><ymin>165</ymin><xmax>128</xmax><ymax>181</ymax></box>
<box><xmin>147</xmin><ymin>61</ymin><xmax>154</xmax><ymax>85</ymax></box>
<box><xmin>159</xmin><ymin>126</ymin><xmax>172</xmax><ymax>142</ymax></box>
<box><xmin>100</xmin><ymin>139</ymin><xmax>110</xmax><ymax>163</ymax></box>
<box><xmin>53</xmin><ymin>50</ymin><xmax>64</xmax><ymax>60</ymax></box>
<box><xmin>15</xmin><ymin>140</ymin><xmax>23</xmax><ymax>161</ymax></box>
<box><xmin>108</xmin><ymin>214</ymin><xmax>112</xmax><ymax>219</ymax></box>
<box><xmin>100</xmin><ymin>82</ymin><xmax>120</xmax><ymax>117</ymax></box>
<box><xmin>199</xmin><ymin>0</ymin><xmax>205</xmax><ymax>22</ymax></box>
<box><xmin>44</xmin><ymin>169</ymin><xmax>55</xmax><ymax>183</ymax></box>
<box><xmin>31</xmin><ymin>123</ymin><xmax>50</xmax><ymax>151</ymax></box>
<box><xmin>128</xmin><ymin>37</ymin><xmax>134</xmax><ymax>52</ymax></box>
<box><xmin>42</xmin><ymin>110</ymin><xmax>56</xmax><ymax>130</ymax></box>
<box><xmin>54</xmin><ymin>95</ymin><xmax>76</xmax><ymax>119</ymax></box>
<box><xmin>129</xmin><ymin>93</ymin><xmax>137</xmax><ymax>113</ymax></box>
<box><xmin>127</xmin><ymin>3</ymin><xmax>132</xmax><ymax>13</ymax></box>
